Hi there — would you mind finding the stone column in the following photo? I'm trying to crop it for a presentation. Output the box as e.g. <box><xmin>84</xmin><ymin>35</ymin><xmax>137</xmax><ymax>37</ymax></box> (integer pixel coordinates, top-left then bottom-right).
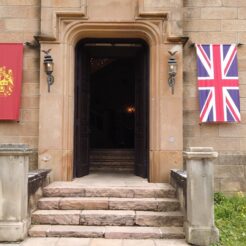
<box><xmin>0</xmin><ymin>144</ymin><xmax>32</xmax><ymax>242</ymax></box>
<box><xmin>183</xmin><ymin>147</ymin><xmax>219</xmax><ymax>246</ymax></box>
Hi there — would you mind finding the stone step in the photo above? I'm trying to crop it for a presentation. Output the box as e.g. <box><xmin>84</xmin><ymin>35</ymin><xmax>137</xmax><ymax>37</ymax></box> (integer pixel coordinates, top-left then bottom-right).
<box><xmin>38</xmin><ymin>197</ymin><xmax>180</xmax><ymax>212</ymax></box>
<box><xmin>43</xmin><ymin>182</ymin><xmax>176</xmax><ymax>198</ymax></box>
<box><xmin>32</xmin><ymin>210</ymin><xmax>183</xmax><ymax>227</ymax></box>
<box><xmin>89</xmin><ymin>167</ymin><xmax>134</xmax><ymax>172</ymax></box>
<box><xmin>29</xmin><ymin>225</ymin><xmax>185</xmax><ymax>239</ymax></box>
<box><xmin>90</xmin><ymin>149</ymin><xmax>134</xmax><ymax>160</ymax></box>
<box><xmin>90</xmin><ymin>161</ymin><xmax>134</xmax><ymax>166</ymax></box>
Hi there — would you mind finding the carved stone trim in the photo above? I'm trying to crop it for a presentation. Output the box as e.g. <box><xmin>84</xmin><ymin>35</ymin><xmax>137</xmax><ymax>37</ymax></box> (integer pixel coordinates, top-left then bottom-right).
<box><xmin>138</xmin><ymin>0</ymin><xmax>168</xmax><ymax>19</ymax></box>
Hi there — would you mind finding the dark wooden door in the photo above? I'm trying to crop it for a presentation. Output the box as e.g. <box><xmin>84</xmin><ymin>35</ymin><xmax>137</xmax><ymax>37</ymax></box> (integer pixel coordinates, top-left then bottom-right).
<box><xmin>134</xmin><ymin>48</ymin><xmax>149</xmax><ymax>178</ymax></box>
<box><xmin>74</xmin><ymin>45</ymin><xmax>90</xmax><ymax>177</ymax></box>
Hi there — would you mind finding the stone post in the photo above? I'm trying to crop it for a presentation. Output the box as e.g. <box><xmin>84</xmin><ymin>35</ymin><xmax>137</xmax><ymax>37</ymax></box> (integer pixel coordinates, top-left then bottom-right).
<box><xmin>183</xmin><ymin>147</ymin><xmax>219</xmax><ymax>246</ymax></box>
<box><xmin>0</xmin><ymin>144</ymin><xmax>32</xmax><ymax>242</ymax></box>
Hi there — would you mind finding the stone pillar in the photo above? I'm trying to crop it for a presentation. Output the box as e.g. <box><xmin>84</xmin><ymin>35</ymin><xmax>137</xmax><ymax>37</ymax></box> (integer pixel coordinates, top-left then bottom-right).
<box><xmin>183</xmin><ymin>147</ymin><xmax>219</xmax><ymax>246</ymax></box>
<box><xmin>0</xmin><ymin>144</ymin><xmax>32</xmax><ymax>242</ymax></box>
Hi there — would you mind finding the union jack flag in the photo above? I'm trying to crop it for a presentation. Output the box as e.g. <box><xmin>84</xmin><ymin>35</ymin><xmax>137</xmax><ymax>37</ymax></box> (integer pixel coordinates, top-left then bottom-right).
<box><xmin>195</xmin><ymin>44</ymin><xmax>241</xmax><ymax>123</ymax></box>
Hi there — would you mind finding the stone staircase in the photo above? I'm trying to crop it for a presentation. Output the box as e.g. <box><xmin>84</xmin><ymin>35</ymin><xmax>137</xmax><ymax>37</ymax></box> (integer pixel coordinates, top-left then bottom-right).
<box><xmin>89</xmin><ymin>149</ymin><xmax>135</xmax><ymax>172</ymax></box>
<box><xmin>29</xmin><ymin>181</ymin><xmax>184</xmax><ymax>239</ymax></box>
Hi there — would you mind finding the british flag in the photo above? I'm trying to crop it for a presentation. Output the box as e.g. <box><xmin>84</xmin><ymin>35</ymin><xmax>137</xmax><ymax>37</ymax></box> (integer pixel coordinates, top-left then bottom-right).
<box><xmin>195</xmin><ymin>44</ymin><xmax>241</xmax><ymax>123</ymax></box>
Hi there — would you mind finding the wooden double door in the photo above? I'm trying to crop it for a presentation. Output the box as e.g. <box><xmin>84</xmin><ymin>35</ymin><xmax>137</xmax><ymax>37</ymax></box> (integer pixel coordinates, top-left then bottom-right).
<box><xmin>74</xmin><ymin>39</ymin><xmax>149</xmax><ymax>179</ymax></box>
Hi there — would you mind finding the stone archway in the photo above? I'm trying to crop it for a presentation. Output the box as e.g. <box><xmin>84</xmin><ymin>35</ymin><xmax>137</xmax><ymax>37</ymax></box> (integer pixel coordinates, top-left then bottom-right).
<box><xmin>38</xmin><ymin>19</ymin><xmax>183</xmax><ymax>182</ymax></box>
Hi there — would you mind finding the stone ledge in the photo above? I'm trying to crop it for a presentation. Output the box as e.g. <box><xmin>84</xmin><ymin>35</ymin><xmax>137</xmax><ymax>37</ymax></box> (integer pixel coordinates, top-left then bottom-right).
<box><xmin>170</xmin><ymin>170</ymin><xmax>187</xmax><ymax>189</ymax></box>
<box><xmin>28</xmin><ymin>169</ymin><xmax>51</xmax><ymax>196</ymax></box>
<box><xmin>0</xmin><ymin>144</ymin><xmax>33</xmax><ymax>155</ymax></box>
<box><xmin>183</xmin><ymin>147</ymin><xmax>218</xmax><ymax>160</ymax></box>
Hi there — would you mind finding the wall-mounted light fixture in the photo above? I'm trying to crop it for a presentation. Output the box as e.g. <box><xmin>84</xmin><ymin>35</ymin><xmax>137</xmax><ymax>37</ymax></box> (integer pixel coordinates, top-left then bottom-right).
<box><xmin>42</xmin><ymin>49</ymin><xmax>54</xmax><ymax>93</ymax></box>
<box><xmin>168</xmin><ymin>51</ymin><xmax>177</xmax><ymax>95</ymax></box>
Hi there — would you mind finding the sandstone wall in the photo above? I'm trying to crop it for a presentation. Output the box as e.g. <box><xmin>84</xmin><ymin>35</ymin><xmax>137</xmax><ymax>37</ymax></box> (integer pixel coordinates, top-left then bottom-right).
<box><xmin>183</xmin><ymin>0</ymin><xmax>246</xmax><ymax>194</ymax></box>
<box><xmin>0</xmin><ymin>0</ymin><xmax>245</xmax><ymax>193</ymax></box>
<box><xmin>0</xmin><ymin>0</ymin><xmax>41</xmax><ymax>170</ymax></box>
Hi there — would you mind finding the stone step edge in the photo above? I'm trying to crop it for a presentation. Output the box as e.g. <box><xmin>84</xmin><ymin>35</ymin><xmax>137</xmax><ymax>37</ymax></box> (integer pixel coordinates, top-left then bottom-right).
<box><xmin>29</xmin><ymin>225</ymin><xmax>185</xmax><ymax>239</ymax></box>
<box><xmin>31</xmin><ymin>210</ymin><xmax>183</xmax><ymax>226</ymax></box>
<box><xmin>37</xmin><ymin>197</ymin><xmax>180</xmax><ymax>211</ymax></box>
<box><xmin>43</xmin><ymin>185</ymin><xmax>176</xmax><ymax>198</ymax></box>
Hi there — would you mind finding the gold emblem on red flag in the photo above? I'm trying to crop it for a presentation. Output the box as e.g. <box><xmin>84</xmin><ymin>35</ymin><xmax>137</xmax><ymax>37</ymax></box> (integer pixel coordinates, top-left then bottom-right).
<box><xmin>0</xmin><ymin>66</ymin><xmax>14</xmax><ymax>96</ymax></box>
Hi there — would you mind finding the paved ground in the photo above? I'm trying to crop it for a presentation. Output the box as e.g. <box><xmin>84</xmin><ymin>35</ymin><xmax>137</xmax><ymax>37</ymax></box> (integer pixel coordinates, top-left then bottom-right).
<box><xmin>0</xmin><ymin>238</ymin><xmax>190</xmax><ymax>245</ymax></box>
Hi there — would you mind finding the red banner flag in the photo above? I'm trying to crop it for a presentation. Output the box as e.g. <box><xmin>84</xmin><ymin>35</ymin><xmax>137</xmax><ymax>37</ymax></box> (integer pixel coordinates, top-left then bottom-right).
<box><xmin>0</xmin><ymin>43</ymin><xmax>23</xmax><ymax>120</ymax></box>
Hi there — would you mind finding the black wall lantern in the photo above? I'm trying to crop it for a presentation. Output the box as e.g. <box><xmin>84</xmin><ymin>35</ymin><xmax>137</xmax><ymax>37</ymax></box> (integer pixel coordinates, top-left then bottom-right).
<box><xmin>168</xmin><ymin>51</ymin><xmax>177</xmax><ymax>95</ymax></box>
<box><xmin>42</xmin><ymin>49</ymin><xmax>54</xmax><ymax>93</ymax></box>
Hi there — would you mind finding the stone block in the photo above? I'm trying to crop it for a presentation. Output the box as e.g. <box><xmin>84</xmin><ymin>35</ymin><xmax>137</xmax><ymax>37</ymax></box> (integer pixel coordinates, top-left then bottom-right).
<box><xmin>85</xmin><ymin>187</ymin><xmax>135</xmax><ymax>198</ymax></box>
<box><xmin>135</xmin><ymin>211</ymin><xmax>183</xmax><ymax>227</ymax></box>
<box><xmin>0</xmin><ymin>6</ymin><xmax>40</xmax><ymax>18</ymax></box>
<box><xmin>160</xmin><ymin>227</ymin><xmax>185</xmax><ymax>239</ymax></box>
<box><xmin>80</xmin><ymin>210</ymin><xmax>135</xmax><ymax>226</ymax></box>
<box><xmin>186</xmin><ymin>31</ymin><xmax>237</xmax><ymax>44</ymax></box>
<box><xmin>43</xmin><ymin>186</ymin><xmax>85</xmax><ymax>197</ymax></box>
<box><xmin>184</xmin><ymin>125</ymin><xmax>200</xmax><ymax>138</ymax></box>
<box><xmin>38</xmin><ymin>198</ymin><xmax>60</xmax><ymax>210</ymax></box>
<box><xmin>220</xmin><ymin>178</ymin><xmax>242</xmax><ymax>191</ymax></box>
<box><xmin>184</xmin><ymin>8</ymin><xmax>201</xmax><ymax>19</ymax></box>
<box><xmin>109</xmin><ymin>198</ymin><xmax>157</xmax><ymax>211</ymax></box>
<box><xmin>215</xmin><ymin>165</ymin><xmax>245</xmax><ymax>178</ymax></box>
<box><xmin>22</xmin><ymin>83</ymin><xmax>39</xmax><ymax>96</ymax></box>
<box><xmin>104</xmin><ymin>226</ymin><xmax>162</xmax><ymax>239</ymax></box>
<box><xmin>184</xmin><ymin>0</ymin><xmax>222</xmax><ymax>7</ymax></box>
<box><xmin>21</xmin><ymin>109</ymin><xmax>39</xmax><ymax>122</ymax></box>
<box><xmin>20</xmin><ymin>96</ymin><xmax>40</xmax><ymax>109</ymax></box>
<box><xmin>214</xmin><ymin>178</ymin><xmax>221</xmax><ymax>192</ymax></box>
<box><xmin>0</xmin><ymin>33</ymin><xmax>23</xmax><ymax>42</ymax></box>
<box><xmin>32</xmin><ymin>210</ymin><xmax>80</xmax><ymax>225</ymax></box>
<box><xmin>4</xmin><ymin>19</ymin><xmax>39</xmax><ymax>32</ymax></box>
<box><xmin>184</xmin><ymin>20</ymin><xmax>221</xmax><ymax>32</ymax></box>
<box><xmin>224</xmin><ymin>0</ymin><xmax>246</xmax><ymax>7</ymax></box>
<box><xmin>219</xmin><ymin>125</ymin><xmax>246</xmax><ymax>137</ymax></box>
<box><xmin>157</xmin><ymin>199</ymin><xmax>180</xmax><ymax>212</ymax></box>
<box><xmin>29</xmin><ymin>225</ymin><xmax>51</xmax><ymax>237</ymax></box>
<box><xmin>200</xmin><ymin>125</ymin><xmax>219</xmax><ymax>137</ymax></box>
<box><xmin>183</xmin><ymin>97</ymin><xmax>199</xmax><ymax>111</ymax></box>
<box><xmin>47</xmin><ymin>225</ymin><xmax>105</xmax><ymax>238</ymax></box>
<box><xmin>59</xmin><ymin>197</ymin><xmax>109</xmax><ymax>210</ymax></box>
<box><xmin>222</xmin><ymin>20</ymin><xmax>246</xmax><ymax>31</ymax></box>
<box><xmin>201</xmin><ymin>7</ymin><xmax>237</xmax><ymax>19</ymax></box>
<box><xmin>52</xmin><ymin>0</ymin><xmax>81</xmax><ymax>8</ymax></box>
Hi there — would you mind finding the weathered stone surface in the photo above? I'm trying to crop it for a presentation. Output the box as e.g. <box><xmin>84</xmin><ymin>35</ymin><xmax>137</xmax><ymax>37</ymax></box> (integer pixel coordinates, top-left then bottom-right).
<box><xmin>59</xmin><ymin>197</ymin><xmax>109</xmax><ymax>210</ymax></box>
<box><xmin>136</xmin><ymin>211</ymin><xmax>183</xmax><ymax>227</ymax></box>
<box><xmin>105</xmin><ymin>226</ymin><xmax>162</xmax><ymax>239</ymax></box>
<box><xmin>32</xmin><ymin>210</ymin><xmax>80</xmax><ymax>225</ymax></box>
<box><xmin>43</xmin><ymin>187</ymin><xmax>85</xmax><ymax>197</ymax></box>
<box><xmin>157</xmin><ymin>199</ymin><xmax>180</xmax><ymax>212</ymax></box>
<box><xmin>160</xmin><ymin>227</ymin><xmax>185</xmax><ymax>239</ymax></box>
<box><xmin>80</xmin><ymin>210</ymin><xmax>135</xmax><ymax>226</ymax></box>
<box><xmin>38</xmin><ymin>198</ymin><xmax>60</xmax><ymax>210</ymax></box>
<box><xmin>28</xmin><ymin>225</ymin><xmax>51</xmax><ymax>237</ymax></box>
<box><xmin>47</xmin><ymin>225</ymin><xmax>105</xmax><ymax>238</ymax></box>
<box><xmin>109</xmin><ymin>198</ymin><xmax>157</xmax><ymax>211</ymax></box>
<box><xmin>85</xmin><ymin>187</ymin><xmax>135</xmax><ymax>198</ymax></box>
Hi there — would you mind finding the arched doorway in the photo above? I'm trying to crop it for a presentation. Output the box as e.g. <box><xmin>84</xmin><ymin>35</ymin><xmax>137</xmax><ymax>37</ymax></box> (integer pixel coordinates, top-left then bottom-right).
<box><xmin>74</xmin><ymin>38</ymin><xmax>149</xmax><ymax>179</ymax></box>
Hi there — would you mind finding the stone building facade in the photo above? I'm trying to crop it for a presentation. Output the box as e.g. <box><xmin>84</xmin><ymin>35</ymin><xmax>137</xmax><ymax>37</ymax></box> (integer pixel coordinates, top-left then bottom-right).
<box><xmin>0</xmin><ymin>0</ymin><xmax>245</xmax><ymax>194</ymax></box>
